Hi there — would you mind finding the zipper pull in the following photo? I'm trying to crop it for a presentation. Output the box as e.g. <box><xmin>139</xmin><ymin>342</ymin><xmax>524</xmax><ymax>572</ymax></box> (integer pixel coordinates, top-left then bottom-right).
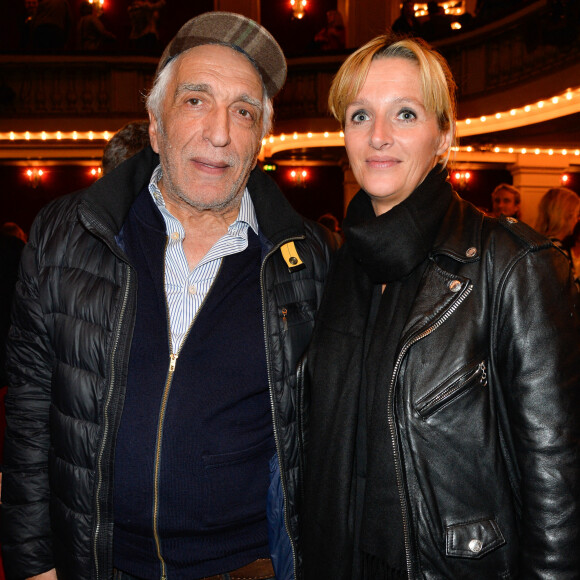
<box><xmin>169</xmin><ymin>353</ymin><xmax>178</xmax><ymax>373</ymax></box>
<box><xmin>281</xmin><ymin>307</ymin><xmax>288</xmax><ymax>332</ymax></box>
<box><xmin>479</xmin><ymin>361</ymin><xmax>487</xmax><ymax>386</ymax></box>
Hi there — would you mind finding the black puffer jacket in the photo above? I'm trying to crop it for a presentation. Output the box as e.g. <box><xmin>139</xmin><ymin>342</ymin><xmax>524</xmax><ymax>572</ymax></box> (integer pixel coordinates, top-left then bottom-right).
<box><xmin>2</xmin><ymin>147</ymin><xmax>333</xmax><ymax>580</ymax></box>
<box><xmin>303</xmin><ymin>186</ymin><xmax>580</xmax><ymax>579</ymax></box>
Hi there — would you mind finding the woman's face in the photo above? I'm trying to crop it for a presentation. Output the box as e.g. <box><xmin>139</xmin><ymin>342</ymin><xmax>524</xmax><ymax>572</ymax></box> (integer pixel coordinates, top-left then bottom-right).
<box><xmin>344</xmin><ymin>57</ymin><xmax>451</xmax><ymax>215</ymax></box>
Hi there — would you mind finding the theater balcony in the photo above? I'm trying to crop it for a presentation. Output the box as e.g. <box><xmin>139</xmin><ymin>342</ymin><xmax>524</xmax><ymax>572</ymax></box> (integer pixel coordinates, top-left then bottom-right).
<box><xmin>1</xmin><ymin>0</ymin><xmax>578</xmax><ymax>228</ymax></box>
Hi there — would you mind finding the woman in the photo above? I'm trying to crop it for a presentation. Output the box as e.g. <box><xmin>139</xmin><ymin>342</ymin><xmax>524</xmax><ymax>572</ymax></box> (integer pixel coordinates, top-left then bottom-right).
<box><xmin>535</xmin><ymin>186</ymin><xmax>580</xmax><ymax>250</ymax></box>
<box><xmin>301</xmin><ymin>35</ymin><xmax>580</xmax><ymax>579</ymax></box>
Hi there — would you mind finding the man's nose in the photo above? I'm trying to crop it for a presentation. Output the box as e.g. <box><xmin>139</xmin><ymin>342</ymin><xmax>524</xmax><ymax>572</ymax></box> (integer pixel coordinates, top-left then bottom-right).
<box><xmin>202</xmin><ymin>107</ymin><xmax>231</xmax><ymax>147</ymax></box>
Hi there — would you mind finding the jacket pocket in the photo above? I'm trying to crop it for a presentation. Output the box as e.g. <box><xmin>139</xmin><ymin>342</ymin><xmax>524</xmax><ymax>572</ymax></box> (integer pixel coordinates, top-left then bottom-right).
<box><xmin>445</xmin><ymin>517</ymin><xmax>505</xmax><ymax>559</ymax></box>
<box><xmin>415</xmin><ymin>359</ymin><xmax>487</xmax><ymax>419</ymax></box>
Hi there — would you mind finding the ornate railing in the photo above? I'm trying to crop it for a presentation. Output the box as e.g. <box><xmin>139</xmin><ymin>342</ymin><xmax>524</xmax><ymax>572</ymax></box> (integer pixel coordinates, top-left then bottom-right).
<box><xmin>0</xmin><ymin>0</ymin><xmax>577</xmax><ymax>133</ymax></box>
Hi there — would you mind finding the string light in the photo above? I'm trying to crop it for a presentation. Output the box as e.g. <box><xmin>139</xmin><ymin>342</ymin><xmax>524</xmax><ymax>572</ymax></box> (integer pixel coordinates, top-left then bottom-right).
<box><xmin>253</xmin><ymin>131</ymin><xmax>578</xmax><ymax>161</ymax></box>
<box><xmin>3</xmin><ymin>86</ymin><xmax>579</xmax><ymax>164</ymax></box>
<box><xmin>457</xmin><ymin>86</ymin><xmax>580</xmax><ymax>136</ymax></box>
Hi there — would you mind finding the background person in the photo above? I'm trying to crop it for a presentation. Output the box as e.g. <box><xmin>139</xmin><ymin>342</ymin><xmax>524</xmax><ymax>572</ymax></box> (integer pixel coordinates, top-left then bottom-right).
<box><xmin>317</xmin><ymin>212</ymin><xmax>344</xmax><ymax>246</ymax></box>
<box><xmin>101</xmin><ymin>120</ymin><xmax>150</xmax><ymax>174</ymax></box>
<box><xmin>420</xmin><ymin>1</ymin><xmax>452</xmax><ymax>41</ymax></box>
<box><xmin>490</xmin><ymin>182</ymin><xmax>521</xmax><ymax>219</ymax></box>
<box><xmin>312</xmin><ymin>9</ymin><xmax>346</xmax><ymax>51</ymax></box>
<box><xmin>20</xmin><ymin>0</ymin><xmax>38</xmax><ymax>50</ymax></box>
<box><xmin>0</xmin><ymin>222</ymin><xmax>27</xmax><ymax>580</ymax></box>
<box><xmin>76</xmin><ymin>0</ymin><xmax>115</xmax><ymax>51</ymax></box>
<box><xmin>30</xmin><ymin>0</ymin><xmax>72</xmax><ymax>52</ymax></box>
<box><xmin>392</xmin><ymin>0</ymin><xmax>422</xmax><ymax>36</ymax></box>
<box><xmin>1</xmin><ymin>12</ymin><xmax>334</xmax><ymax>580</ymax></box>
<box><xmin>302</xmin><ymin>33</ymin><xmax>580</xmax><ymax>580</ymax></box>
<box><xmin>569</xmin><ymin>220</ymin><xmax>580</xmax><ymax>285</ymax></box>
<box><xmin>127</xmin><ymin>0</ymin><xmax>165</xmax><ymax>54</ymax></box>
<box><xmin>534</xmin><ymin>186</ymin><xmax>580</xmax><ymax>250</ymax></box>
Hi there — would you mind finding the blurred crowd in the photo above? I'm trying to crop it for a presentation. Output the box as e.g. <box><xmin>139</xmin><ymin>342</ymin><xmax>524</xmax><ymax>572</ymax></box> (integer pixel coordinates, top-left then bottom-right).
<box><xmin>391</xmin><ymin>0</ymin><xmax>578</xmax><ymax>43</ymax></box>
<box><xmin>20</xmin><ymin>0</ymin><xmax>165</xmax><ymax>53</ymax></box>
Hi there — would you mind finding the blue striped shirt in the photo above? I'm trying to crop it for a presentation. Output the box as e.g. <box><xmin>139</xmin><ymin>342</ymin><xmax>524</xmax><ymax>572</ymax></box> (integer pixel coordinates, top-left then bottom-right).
<box><xmin>148</xmin><ymin>164</ymin><xmax>260</xmax><ymax>354</ymax></box>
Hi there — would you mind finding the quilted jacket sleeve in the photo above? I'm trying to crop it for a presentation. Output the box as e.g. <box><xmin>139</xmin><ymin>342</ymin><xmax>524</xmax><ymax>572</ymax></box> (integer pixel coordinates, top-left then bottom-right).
<box><xmin>1</xmin><ymin>218</ymin><xmax>56</xmax><ymax>578</ymax></box>
<box><xmin>494</xmin><ymin>243</ymin><xmax>580</xmax><ymax>578</ymax></box>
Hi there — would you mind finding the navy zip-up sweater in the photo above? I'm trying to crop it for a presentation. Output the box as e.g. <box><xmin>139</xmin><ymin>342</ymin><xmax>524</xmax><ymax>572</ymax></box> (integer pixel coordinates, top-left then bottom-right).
<box><xmin>113</xmin><ymin>189</ymin><xmax>274</xmax><ymax>579</ymax></box>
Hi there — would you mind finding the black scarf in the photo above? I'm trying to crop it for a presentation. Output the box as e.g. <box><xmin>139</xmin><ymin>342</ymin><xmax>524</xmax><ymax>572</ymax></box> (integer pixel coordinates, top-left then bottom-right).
<box><xmin>343</xmin><ymin>166</ymin><xmax>453</xmax><ymax>283</ymax></box>
<box><xmin>302</xmin><ymin>167</ymin><xmax>453</xmax><ymax>580</ymax></box>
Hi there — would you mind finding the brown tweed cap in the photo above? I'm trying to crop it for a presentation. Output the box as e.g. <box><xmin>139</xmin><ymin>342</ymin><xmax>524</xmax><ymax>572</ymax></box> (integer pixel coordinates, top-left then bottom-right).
<box><xmin>157</xmin><ymin>11</ymin><xmax>287</xmax><ymax>98</ymax></box>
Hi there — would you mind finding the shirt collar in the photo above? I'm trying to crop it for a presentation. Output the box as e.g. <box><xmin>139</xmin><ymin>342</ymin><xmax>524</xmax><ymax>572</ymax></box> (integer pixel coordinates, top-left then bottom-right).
<box><xmin>148</xmin><ymin>164</ymin><xmax>259</xmax><ymax>236</ymax></box>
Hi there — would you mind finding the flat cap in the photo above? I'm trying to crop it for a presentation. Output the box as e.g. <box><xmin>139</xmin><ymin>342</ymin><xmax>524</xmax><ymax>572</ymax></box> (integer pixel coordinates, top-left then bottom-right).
<box><xmin>157</xmin><ymin>11</ymin><xmax>287</xmax><ymax>98</ymax></box>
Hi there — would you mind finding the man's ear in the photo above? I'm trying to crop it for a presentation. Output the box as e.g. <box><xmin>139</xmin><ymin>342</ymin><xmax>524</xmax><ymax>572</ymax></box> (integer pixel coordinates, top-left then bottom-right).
<box><xmin>148</xmin><ymin>111</ymin><xmax>160</xmax><ymax>154</ymax></box>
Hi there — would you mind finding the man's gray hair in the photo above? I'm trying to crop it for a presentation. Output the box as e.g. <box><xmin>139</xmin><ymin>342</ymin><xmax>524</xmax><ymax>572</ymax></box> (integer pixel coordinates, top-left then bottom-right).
<box><xmin>146</xmin><ymin>50</ymin><xmax>274</xmax><ymax>140</ymax></box>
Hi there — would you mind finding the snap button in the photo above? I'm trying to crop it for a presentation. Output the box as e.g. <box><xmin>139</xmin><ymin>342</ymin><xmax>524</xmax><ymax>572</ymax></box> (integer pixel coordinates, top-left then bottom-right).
<box><xmin>289</xmin><ymin>256</ymin><xmax>298</xmax><ymax>265</ymax></box>
<box><xmin>466</xmin><ymin>247</ymin><xmax>477</xmax><ymax>258</ymax></box>
<box><xmin>448</xmin><ymin>280</ymin><xmax>462</xmax><ymax>293</ymax></box>
<box><xmin>506</xmin><ymin>217</ymin><xmax>517</xmax><ymax>224</ymax></box>
<box><xmin>468</xmin><ymin>539</ymin><xmax>483</xmax><ymax>553</ymax></box>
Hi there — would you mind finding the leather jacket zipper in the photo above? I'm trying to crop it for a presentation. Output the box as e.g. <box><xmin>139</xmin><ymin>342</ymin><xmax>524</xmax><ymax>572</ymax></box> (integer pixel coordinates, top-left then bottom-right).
<box><xmin>387</xmin><ymin>281</ymin><xmax>473</xmax><ymax>580</ymax></box>
<box><xmin>416</xmin><ymin>360</ymin><xmax>487</xmax><ymax>419</ymax></box>
<box><xmin>260</xmin><ymin>235</ymin><xmax>305</xmax><ymax>578</ymax></box>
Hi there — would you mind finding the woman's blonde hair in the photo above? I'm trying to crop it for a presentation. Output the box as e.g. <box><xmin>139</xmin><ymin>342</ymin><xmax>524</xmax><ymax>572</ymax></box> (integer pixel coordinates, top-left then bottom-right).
<box><xmin>328</xmin><ymin>34</ymin><xmax>457</xmax><ymax>145</ymax></box>
<box><xmin>535</xmin><ymin>187</ymin><xmax>580</xmax><ymax>240</ymax></box>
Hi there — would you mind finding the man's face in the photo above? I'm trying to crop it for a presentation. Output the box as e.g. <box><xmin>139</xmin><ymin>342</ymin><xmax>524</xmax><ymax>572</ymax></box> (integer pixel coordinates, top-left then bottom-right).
<box><xmin>492</xmin><ymin>188</ymin><xmax>519</xmax><ymax>217</ymax></box>
<box><xmin>149</xmin><ymin>44</ymin><xmax>264</xmax><ymax>213</ymax></box>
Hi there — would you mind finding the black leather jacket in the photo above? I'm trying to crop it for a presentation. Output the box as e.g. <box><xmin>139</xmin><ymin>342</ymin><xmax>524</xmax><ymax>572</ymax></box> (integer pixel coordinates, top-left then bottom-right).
<box><xmin>394</xmin><ymin>198</ymin><xmax>580</xmax><ymax>578</ymax></box>
<box><xmin>1</xmin><ymin>147</ymin><xmax>333</xmax><ymax>580</ymax></box>
<box><xmin>303</xmin><ymin>191</ymin><xmax>580</xmax><ymax>579</ymax></box>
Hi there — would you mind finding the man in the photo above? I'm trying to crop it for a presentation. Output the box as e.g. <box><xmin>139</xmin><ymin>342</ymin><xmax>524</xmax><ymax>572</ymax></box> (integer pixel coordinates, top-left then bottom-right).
<box><xmin>491</xmin><ymin>182</ymin><xmax>521</xmax><ymax>220</ymax></box>
<box><xmin>1</xmin><ymin>12</ymin><xmax>334</xmax><ymax>580</ymax></box>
